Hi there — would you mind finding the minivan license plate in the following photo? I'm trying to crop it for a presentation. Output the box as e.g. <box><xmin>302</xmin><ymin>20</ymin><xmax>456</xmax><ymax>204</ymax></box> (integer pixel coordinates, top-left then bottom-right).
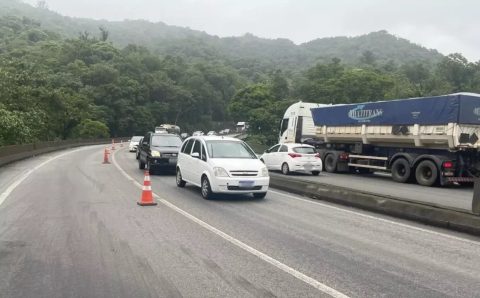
<box><xmin>239</xmin><ymin>181</ymin><xmax>254</xmax><ymax>188</ymax></box>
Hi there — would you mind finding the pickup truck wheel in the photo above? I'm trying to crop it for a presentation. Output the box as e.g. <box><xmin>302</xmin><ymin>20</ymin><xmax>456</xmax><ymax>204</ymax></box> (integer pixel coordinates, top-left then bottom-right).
<box><xmin>391</xmin><ymin>158</ymin><xmax>411</xmax><ymax>183</ymax></box>
<box><xmin>138</xmin><ymin>159</ymin><xmax>145</xmax><ymax>169</ymax></box>
<box><xmin>176</xmin><ymin>169</ymin><xmax>186</xmax><ymax>187</ymax></box>
<box><xmin>415</xmin><ymin>160</ymin><xmax>438</xmax><ymax>187</ymax></box>
<box><xmin>201</xmin><ymin>176</ymin><xmax>213</xmax><ymax>200</ymax></box>
<box><xmin>324</xmin><ymin>154</ymin><xmax>337</xmax><ymax>173</ymax></box>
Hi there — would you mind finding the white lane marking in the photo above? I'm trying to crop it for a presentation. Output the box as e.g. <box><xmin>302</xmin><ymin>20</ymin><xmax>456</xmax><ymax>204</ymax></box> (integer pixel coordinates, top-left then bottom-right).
<box><xmin>112</xmin><ymin>150</ymin><xmax>349</xmax><ymax>298</ymax></box>
<box><xmin>0</xmin><ymin>147</ymin><xmax>91</xmax><ymax>207</ymax></box>
<box><xmin>269</xmin><ymin>189</ymin><xmax>480</xmax><ymax>246</ymax></box>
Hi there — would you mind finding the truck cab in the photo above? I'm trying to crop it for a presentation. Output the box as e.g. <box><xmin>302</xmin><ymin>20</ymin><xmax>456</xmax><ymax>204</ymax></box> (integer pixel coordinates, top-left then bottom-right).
<box><xmin>279</xmin><ymin>102</ymin><xmax>329</xmax><ymax>144</ymax></box>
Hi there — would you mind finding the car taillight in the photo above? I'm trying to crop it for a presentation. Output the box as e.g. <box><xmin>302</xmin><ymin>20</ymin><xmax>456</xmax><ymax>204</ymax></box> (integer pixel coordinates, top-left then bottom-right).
<box><xmin>339</xmin><ymin>153</ymin><xmax>349</xmax><ymax>160</ymax></box>
<box><xmin>314</xmin><ymin>153</ymin><xmax>320</xmax><ymax>158</ymax></box>
<box><xmin>288</xmin><ymin>153</ymin><xmax>302</xmax><ymax>158</ymax></box>
<box><xmin>442</xmin><ymin>161</ymin><xmax>454</xmax><ymax>169</ymax></box>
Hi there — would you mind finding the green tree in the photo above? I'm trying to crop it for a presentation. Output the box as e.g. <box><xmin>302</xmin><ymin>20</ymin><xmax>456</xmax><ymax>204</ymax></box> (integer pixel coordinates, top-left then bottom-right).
<box><xmin>71</xmin><ymin>119</ymin><xmax>110</xmax><ymax>139</ymax></box>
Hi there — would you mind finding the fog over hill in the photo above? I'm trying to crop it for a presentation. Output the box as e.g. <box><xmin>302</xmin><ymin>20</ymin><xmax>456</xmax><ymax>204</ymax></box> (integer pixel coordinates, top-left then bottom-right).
<box><xmin>1</xmin><ymin>0</ymin><xmax>444</xmax><ymax>71</ymax></box>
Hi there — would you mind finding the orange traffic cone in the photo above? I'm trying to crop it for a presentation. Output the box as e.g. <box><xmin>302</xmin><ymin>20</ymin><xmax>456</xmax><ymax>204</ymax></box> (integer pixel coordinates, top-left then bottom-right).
<box><xmin>111</xmin><ymin>139</ymin><xmax>116</xmax><ymax>150</ymax></box>
<box><xmin>102</xmin><ymin>147</ymin><xmax>110</xmax><ymax>164</ymax></box>
<box><xmin>137</xmin><ymin>170</ymin><xmax>157</xmax><ymax>206</ymax></box>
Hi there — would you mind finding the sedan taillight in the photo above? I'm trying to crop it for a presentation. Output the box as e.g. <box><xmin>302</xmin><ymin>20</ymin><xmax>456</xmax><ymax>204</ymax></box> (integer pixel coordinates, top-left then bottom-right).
<box><xmin>288</xmin><ymin>153</ymin><xmax>302</xmax><ymax>158</ymax></box>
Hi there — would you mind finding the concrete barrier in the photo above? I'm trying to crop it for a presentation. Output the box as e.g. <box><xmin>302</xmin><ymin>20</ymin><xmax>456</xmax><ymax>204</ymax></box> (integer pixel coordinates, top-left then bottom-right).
<box><xmin>270</xmin><ymin>174</ymin><xmax>480</xmax><ymax>236</ymax></box>
<box><xmin>0</xmin><ymin>138</ymin><xmax>128</xmax><ymax>167</ymax></box>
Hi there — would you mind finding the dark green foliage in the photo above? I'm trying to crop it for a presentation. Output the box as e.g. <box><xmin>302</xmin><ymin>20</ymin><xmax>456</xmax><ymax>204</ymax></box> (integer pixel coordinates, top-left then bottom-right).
<box><xmin>71</xmin><ymin>119</ymin><xmax>109</xmax><ymax>139</ymax></box>
<box><xmin>0</xmin><ymin>1</ymin><xmax>444</xmax><ymax>71</ymax></box>
<box><xmin>1</xmin><ymin>1</ymin><xmax>480</xmax><ymax>147</ymax></box>
<box><xmin>0</xmin><ymin>15</ymin><xmax>246</xmax><ymax>144</ymax></box>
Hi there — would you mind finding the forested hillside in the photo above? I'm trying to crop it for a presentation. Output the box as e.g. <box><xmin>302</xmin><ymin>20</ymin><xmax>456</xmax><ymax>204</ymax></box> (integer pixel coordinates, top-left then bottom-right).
<box><xmin>1</xmin><ymin>0</ymin><xmax>479</xmax><ymax>146</ymax></box>
<box><xmin>1</xmin><ymin>0</ymin><xmax>444</xmax><ymax>71</ymax></box>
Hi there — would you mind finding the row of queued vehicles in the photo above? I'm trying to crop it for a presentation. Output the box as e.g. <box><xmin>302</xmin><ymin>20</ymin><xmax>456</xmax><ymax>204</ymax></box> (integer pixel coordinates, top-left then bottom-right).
<box><xmin>128</xmin><ymin>124</ymin><xmax>270</xmax><ymax>200</ymax></box>
<box><xmin>127</xmin><ymin>92</ymin><xmax>480</xmax><ymax>199</ymax></box>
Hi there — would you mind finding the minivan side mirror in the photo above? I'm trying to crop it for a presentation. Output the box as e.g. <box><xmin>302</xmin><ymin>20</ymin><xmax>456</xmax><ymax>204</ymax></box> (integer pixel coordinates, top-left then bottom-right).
<box><xmin>191</xmin><ymin>152</ymin><xmax>200</xmax><ymax>158</ymax></box>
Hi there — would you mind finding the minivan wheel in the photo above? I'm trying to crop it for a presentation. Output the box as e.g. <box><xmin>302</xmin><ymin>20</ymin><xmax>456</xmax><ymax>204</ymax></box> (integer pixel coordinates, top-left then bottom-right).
<box><xmin>281</xmin><ymin>163</ymin><xmax>290</xmax><ymax>175</ymax></box>
<box><xmin>201</xmin><ymin>176</ymin><xmax>213</xmax><ymax>200</ymax></box>
<box><xmin>415</xmin><ymin>160</ymin><xmax>438</xmax><ymax>187</ymax></box>
<box><xmin>176</xmin><ymin>169</ymin><xmax>186</xmax><ymax>187</ymax></box>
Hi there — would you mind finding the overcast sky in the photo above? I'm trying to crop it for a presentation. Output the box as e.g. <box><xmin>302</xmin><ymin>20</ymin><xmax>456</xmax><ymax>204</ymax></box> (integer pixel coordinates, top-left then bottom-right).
<box><xmin>22</xmin><ymin>0</ymin><xmax>480</xmax><ymax>61</ymax></box>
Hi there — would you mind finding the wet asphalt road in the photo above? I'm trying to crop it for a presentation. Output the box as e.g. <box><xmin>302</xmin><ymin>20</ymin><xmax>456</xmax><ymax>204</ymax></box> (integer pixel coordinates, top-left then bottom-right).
<box><xmin>1</xmin><ymin>145</ymin><xmax>479</xmax><ymax>298</ymax></box>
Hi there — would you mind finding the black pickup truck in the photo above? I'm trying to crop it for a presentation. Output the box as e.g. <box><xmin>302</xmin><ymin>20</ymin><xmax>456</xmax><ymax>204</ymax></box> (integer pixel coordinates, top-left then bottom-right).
<box><xmin>138</xmin><ymin>132</ymin><xmax>183</xmax><ymax>173</ymax></box>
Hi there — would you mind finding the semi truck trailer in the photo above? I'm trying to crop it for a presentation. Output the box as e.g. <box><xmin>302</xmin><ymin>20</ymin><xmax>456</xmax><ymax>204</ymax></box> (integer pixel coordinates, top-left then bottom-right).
<box><xmin>279</xmin><ymin>93</ymin><xmax>480</xmax><ymax>186</ymax></box>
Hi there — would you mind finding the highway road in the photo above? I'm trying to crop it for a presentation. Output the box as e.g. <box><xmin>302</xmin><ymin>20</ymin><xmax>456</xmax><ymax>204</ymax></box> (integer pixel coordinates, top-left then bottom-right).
<box><xmin>270</xmin><ymin>170</ymin><xmax>473</xmax><ymax>212</ymax></box>
<box><xmin>1</xmin><ymin>145</ymin><xmax>480</xmax><ymax>297</ymax></box>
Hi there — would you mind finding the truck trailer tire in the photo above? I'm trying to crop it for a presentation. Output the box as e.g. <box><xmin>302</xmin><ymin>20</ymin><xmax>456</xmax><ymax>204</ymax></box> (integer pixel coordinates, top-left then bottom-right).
<box><xmin>391</xmin><ymin>158</ymin><xmax>411</xmax><ymax>183</ymax></box>
<box><xmin>324</xmin><ymin>154</ymin><xmax>337</xmax><ymax>173</ymax></box>
<box><xmin>415</xmin><ymin>160</ymin><xmax>438</xmax><ymax>186</ymax></box>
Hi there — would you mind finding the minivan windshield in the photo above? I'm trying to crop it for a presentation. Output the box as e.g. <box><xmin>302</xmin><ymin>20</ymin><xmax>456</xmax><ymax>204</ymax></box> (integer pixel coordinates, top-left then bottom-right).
<box><xmin>206</xmin><ymin>140</ymin><xmax>257</xmax><ymax>159</ymax></box>
<box><xmin>151</xmin><ymin>135</ymin><xmax>182</xmax><ymax>147</ymax></box>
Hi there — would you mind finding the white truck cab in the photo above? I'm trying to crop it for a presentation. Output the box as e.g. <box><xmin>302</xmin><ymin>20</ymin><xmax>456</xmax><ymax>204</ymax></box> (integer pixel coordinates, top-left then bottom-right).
<box><xmin>279</xmin><ymin>102</ymin><xmax>329</xmax><ymax>144</ymax></box>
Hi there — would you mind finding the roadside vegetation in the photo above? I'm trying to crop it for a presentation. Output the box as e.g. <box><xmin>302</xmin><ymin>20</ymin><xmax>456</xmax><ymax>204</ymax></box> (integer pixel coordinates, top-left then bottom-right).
<box><xmin>1</xmin><ymin>3</ymin><xmax>480</xmax><ymax>146</ymax></box>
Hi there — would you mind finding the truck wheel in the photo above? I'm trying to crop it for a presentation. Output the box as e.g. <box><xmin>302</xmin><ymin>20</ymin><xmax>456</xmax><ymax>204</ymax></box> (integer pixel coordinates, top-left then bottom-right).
<box><xmin>324</xmin><ymin>154</ymin><xmax>337</xmax><ymax>173</ymax></box>
<box><xmin>415</xmin><ymin>160</ymin><xmax>438</xmax><ymax>187</ymax></box>
<box><xmin>391</xmin><ymin>158</ymin><xmax>411</xmax><ymax>183</ymax></box>
<box><xmin>139</xmin><ymin>159</ymin><xmax>145</xmax><ymax>169</ymax></box>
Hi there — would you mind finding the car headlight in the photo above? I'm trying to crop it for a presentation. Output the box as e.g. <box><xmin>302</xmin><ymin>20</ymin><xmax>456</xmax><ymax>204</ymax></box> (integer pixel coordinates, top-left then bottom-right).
<box><xmin>260</xmin><ymin>167</ymin><xmax>269</xmax><ymax>177</ymax></box>
<box><xmin>151</xmin><ymin>150</ymin><xmax>161</xmax><ymax>157</ymax></box>
<box><xmin>213</xmin><ymin>167</ymin><xmax>229</xmax><ymax>177</ymax></box>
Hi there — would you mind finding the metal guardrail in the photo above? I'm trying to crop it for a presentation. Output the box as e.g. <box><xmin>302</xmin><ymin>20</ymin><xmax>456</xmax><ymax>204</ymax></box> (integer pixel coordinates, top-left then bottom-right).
<box><xmin>0</xmin><ymin>138</ymin><xmax>129</xmax><ymax>167</ymax></box>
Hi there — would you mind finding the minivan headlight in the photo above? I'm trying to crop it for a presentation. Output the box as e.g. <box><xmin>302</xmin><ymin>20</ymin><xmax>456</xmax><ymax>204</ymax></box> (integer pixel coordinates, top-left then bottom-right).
<box><xmin>260</xmin><ymin>167</ymin><xmax>269</xmax><ymax>177</ymax></box>
<box><xmin>213</xmin><ymin>167</ymin><xmax>229</xmax><ymax>177</ymax></box>
<box><xmin>151</xmin><ymin>150</ymin><xmax>161</xmax><ymax>157</ymax></box>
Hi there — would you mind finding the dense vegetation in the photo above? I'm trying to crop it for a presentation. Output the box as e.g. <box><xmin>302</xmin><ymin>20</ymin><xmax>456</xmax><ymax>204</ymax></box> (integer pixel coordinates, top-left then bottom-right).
<box><xmin>0</xmin><ymin>0</ymin><xmax>443</xmax><ymax>71</ymax></box>
<box><xmin>1</xmin><ymin>0</ymin><xmax>480</xmax><ymax>146</ymax></box>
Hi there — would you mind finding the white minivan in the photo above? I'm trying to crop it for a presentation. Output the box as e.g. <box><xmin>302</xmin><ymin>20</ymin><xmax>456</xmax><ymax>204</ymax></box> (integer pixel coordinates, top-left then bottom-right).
<box><xmin>176</xmin><ymin>136</ymin><xmax>269</xmax><ymax>199</ymax></box>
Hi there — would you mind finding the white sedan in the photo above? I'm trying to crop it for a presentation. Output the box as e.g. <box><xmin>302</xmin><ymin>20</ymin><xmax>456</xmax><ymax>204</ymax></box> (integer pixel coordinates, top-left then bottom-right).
<box><xmin>260</xmin><ymin>143</ymin><xmax>322</xmax><ymax>175</ymax></box>
<box><xmin>176</xmin><ymin>136</ymin><xmax>269</xmax><ymax>199</ymax></box>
